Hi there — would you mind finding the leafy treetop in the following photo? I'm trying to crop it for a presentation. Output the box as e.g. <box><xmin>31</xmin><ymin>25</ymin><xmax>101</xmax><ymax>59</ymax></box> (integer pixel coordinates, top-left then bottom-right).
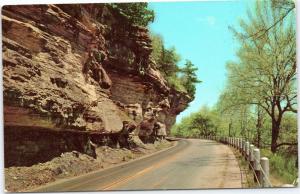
<box><xmin>110</xmin><ymin>2</ymin><xmax>155</xmax><ymax>27</ymax></box>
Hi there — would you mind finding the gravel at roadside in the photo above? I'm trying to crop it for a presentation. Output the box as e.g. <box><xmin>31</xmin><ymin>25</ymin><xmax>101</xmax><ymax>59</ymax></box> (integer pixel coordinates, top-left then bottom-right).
<box><xmin>5</xmin><ymin>140</ymin><xmax>174</xmax><ymax>192</ymax></box>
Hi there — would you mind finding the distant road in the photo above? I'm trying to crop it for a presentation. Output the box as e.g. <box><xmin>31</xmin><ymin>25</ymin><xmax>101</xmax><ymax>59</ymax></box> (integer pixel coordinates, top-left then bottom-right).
<box><xmin>30</xmin><ymin>139</ymin><xmax>242</xmax><ymax>192</ymax></box>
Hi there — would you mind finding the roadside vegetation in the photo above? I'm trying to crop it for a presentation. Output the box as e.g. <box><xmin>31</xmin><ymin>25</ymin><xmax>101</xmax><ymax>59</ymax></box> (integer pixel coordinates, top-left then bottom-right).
<box><xmin>172</xmin><ymin>0</ymin><xmax>297</xmax><ymax>184</ymax></box>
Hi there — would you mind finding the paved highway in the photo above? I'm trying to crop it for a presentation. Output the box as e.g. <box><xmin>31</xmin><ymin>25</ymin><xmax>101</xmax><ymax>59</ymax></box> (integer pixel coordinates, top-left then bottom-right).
<box><xmin>30</xmin><ymin>139</ymin><xmax>242</xmax><ymax>192</ymax></box>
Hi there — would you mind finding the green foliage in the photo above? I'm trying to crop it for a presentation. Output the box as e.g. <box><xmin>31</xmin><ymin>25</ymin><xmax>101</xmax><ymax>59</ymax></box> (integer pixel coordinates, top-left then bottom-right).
<box><xmin>220</xmin><ymin>0</ymin><xmax>296</xmax><ymax>153</ymax></box>
<box><xmin>156</xmin><ymin>45</ymin><xmax>181</xmax><ymax>77</ymax></box>
<box><xmin>110</xmin><ymin>2</ymin><xmax>155</xmax><ymax>26</ymax></box>
<box><xmin>166</xmin><ymin>75</ymin><xmax>187</xmax><ymax>93</ymax></box>
<box><xmin>171</xmin><ymin>106</ymin><xmax>217</xmax><ymax>138</ymax></box>
<box><xmin>261</xmin><ymin>149</ymin><xmax>298</xmax><ymax>183</ymax></box>
<box><xmin>150</xmin><ymin>34</ymin><xmax>200</xmax><ymax>99</ymax></box>
<box><xmin>180</xmin><ymin>60</ymin><xmax>201</xmax><ymax>99</ymax></box>
<box><xmin>150</xmin><ymin>34</ymin><xmax>164</xmax><ymax>63</ymax></box>
<box><xmin>108</xmin><ymin>4</ymin><xmax>200</xmax><ymax>98</ymax></box>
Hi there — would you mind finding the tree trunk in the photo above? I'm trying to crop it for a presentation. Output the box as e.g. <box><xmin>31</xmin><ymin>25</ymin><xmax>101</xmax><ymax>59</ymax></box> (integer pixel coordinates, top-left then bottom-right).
<box><xmin>271</xmin><ymin>119</ymin><xmax>280</xmax><ymax>153</ymax></box>
<box><xmin>257</xmin><ymin>125</ymin><xmax>261</xmax><ymax>148</ymax></box>
<box><xmin>256</xmin><ymin>106</ymin><xmax>262</xmax><ymax>148</ymax></box>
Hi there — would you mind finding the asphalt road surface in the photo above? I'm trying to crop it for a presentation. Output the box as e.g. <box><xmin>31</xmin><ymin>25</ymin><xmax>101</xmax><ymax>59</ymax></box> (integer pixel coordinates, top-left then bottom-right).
<box><xmin>30</xmin><ymin>139</ymin><xmax>242</xmax><ymax>192</ymax></box>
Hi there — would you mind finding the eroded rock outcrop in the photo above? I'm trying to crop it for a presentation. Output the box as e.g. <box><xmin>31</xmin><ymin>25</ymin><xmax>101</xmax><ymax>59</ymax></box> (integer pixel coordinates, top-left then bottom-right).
<box><xmin>2</xmin><ymin>4</ymin><xmax>191</xmax><ymax>167</ymax></box>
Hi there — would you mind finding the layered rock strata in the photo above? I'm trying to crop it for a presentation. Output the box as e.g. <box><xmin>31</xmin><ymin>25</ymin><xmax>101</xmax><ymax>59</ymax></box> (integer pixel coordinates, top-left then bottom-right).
<box><xmin>2</xmin><ymin>4</ymin><xmax>191</xmax><ymax>167</ymax></box>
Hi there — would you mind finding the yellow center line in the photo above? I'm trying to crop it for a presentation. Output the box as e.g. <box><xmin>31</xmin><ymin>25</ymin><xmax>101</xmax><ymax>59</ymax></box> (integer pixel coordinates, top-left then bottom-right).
<box><xmin>55</xmin><ymin>166</ymin><xmax>129</xmax><ymax>191</ymax></box>
<box><xmin>102</xmin><ymin>166</ymin><xmax>156</xmax><ymax>190</ymax></box>
<box><xmin>101</xmin><ymin>151</ymin><xmax>182</xmax><ymax>190</ymax></box>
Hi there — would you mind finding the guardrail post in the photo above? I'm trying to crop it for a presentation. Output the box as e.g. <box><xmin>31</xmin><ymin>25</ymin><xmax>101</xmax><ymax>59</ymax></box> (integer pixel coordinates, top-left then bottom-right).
<box><xmin>239</xmin><ymin>138</ymin><xmax>243</xmax><ymax>152</ymax></box>
<box><xmin>260</xmin><ymin>157</ymin><xmax>270</xmax><ymax>187</ymax></box>
<box><xmin>253</xmin><ymin>148</ymin><xmax>261</xmax><ymax>184</ymax></box>
<box><xmin>245</xmin><ymin>141</ymin><xmax>250</xmax><ymax>160</ymax></box>
<box><xmin>233</xmin><ymin>138</ymin><xmax>236</xmax><ymax>148</ymax></box>
<box><xmin>232</xmin><ymin>137</ymin><xmax>235</xmax><ymax>148</ymax></box>
<box><xmin>233</xmin><ymin>138</ymin><xmax>235</xmax><ymax>147</ymax></box>
<box><xmin>249</xmin><ymin>144</ymin><xmax>255</xmax><ymax>169</ymax></box>
<box><xmin>242</xmin><ymin>140</ymin><xmax>246</xmax><ymax>156</ymax></box>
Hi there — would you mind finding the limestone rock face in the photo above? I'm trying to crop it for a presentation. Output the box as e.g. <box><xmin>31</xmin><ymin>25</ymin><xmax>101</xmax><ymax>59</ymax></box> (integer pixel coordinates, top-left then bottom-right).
<box><xmin>2</xmin><ymin>4</ymin><xmax>191</xmax><ymax>137</ymax></box>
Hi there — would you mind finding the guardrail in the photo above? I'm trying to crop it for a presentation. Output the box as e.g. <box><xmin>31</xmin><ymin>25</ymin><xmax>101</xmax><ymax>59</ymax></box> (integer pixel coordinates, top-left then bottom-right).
<box><xmin>199</xmin><ymin>135</ymin><xmax>272</xmax><ymax>188</ymax></box>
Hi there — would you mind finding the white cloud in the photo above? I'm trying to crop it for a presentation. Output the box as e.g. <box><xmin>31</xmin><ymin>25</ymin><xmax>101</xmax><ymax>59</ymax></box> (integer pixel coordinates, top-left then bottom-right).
<box><xmin>196</xmin><ymin>16</ymin><xmax>217</xmax><ymax>27</ymax></box>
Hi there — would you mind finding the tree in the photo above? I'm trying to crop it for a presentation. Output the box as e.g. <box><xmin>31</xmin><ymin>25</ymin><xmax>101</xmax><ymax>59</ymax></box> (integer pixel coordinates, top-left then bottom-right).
<box><xmin>150</xmin><ymin>34</ymin><xmax>164</xmax><ymax>63</ymax></box>
<box><xmin>247</xmin><ymin>0</ymin><xmax>295</xmax><ymax>39</ymax></box>
<box><xmin>226</xmin><ymin>0</ymin><xmax>296</xmax><ymax>152</ymax></box>
<box><xmin>150</xmin><ymin>34</ymin><xmax>181</xmax><ymax>77</ymax></box>
<box><xmin>158</xmin><ymin>46</ymin><xmax>181</xmax><ymax>77</ymax></box>
<box><xmin>110</xmin><ymin>2</ymin><xmax>155</xmax><ymax>26</ymax></box>
<box><xmin>171</xmin><ymin>106</ymin><xmax>217</xmax><ymax>138</ymax></box>
<box><xmin>180</xmin><ymin>60</ymin><xmax>202</xmax><ymax>100</ymax></box>
<box><xmin>216</xmin><ymin>91</ymin><xmax>253</xmax><ymax>139</ymax></box>
<box><xmin>150</xmin><ymin>33</ymin><xmax>201</xmax><ymax>98</ymax></box>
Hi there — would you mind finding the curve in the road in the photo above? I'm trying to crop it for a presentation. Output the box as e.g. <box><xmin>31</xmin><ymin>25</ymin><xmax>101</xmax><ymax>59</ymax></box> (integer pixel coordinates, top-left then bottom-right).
<box><xmin>29</xmin><ymin>139</ymin><xmax>242</xmax><ymax>192</ymax></box>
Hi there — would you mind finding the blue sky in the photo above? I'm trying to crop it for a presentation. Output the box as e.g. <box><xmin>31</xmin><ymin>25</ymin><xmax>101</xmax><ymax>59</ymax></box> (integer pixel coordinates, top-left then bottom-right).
<box><xmin>148</xmin><ymin>0</ymin><xmax>251</xmax><ymax>123</ymax></box>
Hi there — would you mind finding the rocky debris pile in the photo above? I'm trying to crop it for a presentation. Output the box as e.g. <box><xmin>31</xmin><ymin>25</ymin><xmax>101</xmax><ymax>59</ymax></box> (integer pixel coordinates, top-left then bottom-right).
<box><xmin>5</xmin><ymin>140</ymin><xmax>174</xmax><ymax>192</ymax></box>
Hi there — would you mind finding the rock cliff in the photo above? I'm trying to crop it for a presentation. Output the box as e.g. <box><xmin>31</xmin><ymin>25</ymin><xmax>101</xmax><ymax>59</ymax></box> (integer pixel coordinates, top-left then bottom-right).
<box><xmin>2</xmin><ymin>4</ymin><xmax>191</xmax><ymax>167</ymax></box>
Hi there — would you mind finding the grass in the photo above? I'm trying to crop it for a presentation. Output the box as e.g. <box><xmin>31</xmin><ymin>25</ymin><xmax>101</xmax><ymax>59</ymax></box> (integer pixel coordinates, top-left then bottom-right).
<box><xmin>232</xmin><ymin>146</ymin><xmax>298</xmax><ymax>187</ymax></box>
<box><xmin>261</xmin><ymin>149</ymin><xmax>298</xmax><ymax>184</ymax></box>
